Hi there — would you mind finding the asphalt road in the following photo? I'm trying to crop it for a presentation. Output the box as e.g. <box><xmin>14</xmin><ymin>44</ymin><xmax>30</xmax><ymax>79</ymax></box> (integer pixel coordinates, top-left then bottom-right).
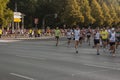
<box><xmin>0</xmin><ymin>38</ymin><xmax>120</xmax><ymax>80</ymax></box>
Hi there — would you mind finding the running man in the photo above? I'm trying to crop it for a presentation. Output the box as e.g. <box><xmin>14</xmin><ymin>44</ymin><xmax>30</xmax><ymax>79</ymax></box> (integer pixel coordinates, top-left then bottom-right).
<box><xmin>101</xmin><ymin>28</ymin><xmax>109</xmax><ymax>52</ymax></box>
<box><xmin>55</xmin><ymin>27</ymin><xmax>61</xmax><ymax>46</ymax></box>
<box><xmin>74</xmin><ymin>26</ymin><xmax>80</xmax><ymax>53</ymax></box>
<box><xmin>116</xmin><ymin>28</ymin><xmax>120</xmax><ymax>49</ymax></box>
<box><xmin>109</xmin><ymin>28</ymin><xmax>116</xmax><ymax>56</ymax></box>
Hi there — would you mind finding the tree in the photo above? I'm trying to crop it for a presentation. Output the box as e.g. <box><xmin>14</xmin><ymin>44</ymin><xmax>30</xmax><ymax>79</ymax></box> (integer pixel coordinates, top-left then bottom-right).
<box><xmin>62</xmin><ymin>0</ymin><xmax>84</xmax><ymax>25</ymax></box>
<box><xmin>7</xmin><ymin>0</ymin><xmax>120</xmax><ymax>28</ymax></box>
<box><xmin>0</xmin><ymin>0</ymin><xmax>13</xmax><ymax>28</ymax></box>
<box><xmin>3</xmin><ymin>8</ymin><xmax>13</xmax><ymax>28</ymax></box>
<box><xmin>98</xmin><ymin>0</ymin><xmax>120</xmax><ymax>26</ymax></box>
<box><xmin>77</xmin><ymin>0</ymin><xmax>95</xmax><ymax>26</ymax></box>
<box><xmin>101</xmin><ymin>2</ymin><xmax>113</xmax><ymax>26</ymax></box>
<box><xmin>109</xmin><ymin>4</ymin><xmax>119</xmax><ymax>25</ymax></box>
<box><xmin>90</xmin><ymin>0</ymin><xmax>104</xmax><ymax>26</ymax></box>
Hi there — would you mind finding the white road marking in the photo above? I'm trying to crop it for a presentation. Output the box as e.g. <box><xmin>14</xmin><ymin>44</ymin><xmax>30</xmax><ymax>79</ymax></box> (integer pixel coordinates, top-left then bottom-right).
<box><xmin>0</xmin><ymin>40</ymin><xmax>21</xmax><ymax>42</ymax></box>
<box><xmin>80</xmin><ymin>70</ymin><xmax>108</xmax><ymax>74</ymax></box>
<box><xmin>72</xmin><ymin>70</ymin><xmax>109</xmax><ymax>77</ymax></box>
<box><xmin>84</xmin><ymin>63</ymin><xmax>120</xmax><ymax>71</ymax></box>
<box><xmin>16</xmin><ymin>55</ymin><xmax>46</xmax><ymax>60</ymax></box>
<box><xmin>10</xmin><ymin>73</ymin><xmax>35</xmax><ymax>80</ymax></box>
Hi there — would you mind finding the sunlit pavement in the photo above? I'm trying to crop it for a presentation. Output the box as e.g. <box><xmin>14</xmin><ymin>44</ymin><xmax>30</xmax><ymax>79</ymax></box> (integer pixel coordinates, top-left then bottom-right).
<box><xmin>0</xmin><ymin>38</ymin><xmax>120</xmax><ymax>80</ymax></box>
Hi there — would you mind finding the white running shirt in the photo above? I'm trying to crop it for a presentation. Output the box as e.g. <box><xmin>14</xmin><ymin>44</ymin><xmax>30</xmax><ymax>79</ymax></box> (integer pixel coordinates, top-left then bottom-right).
<box><xmin>95</xmin><ymin>32</ymin><xmax>100</xmax><ymax>40</ymax></box>
<box><xmin>67</xmin><ymin>31</ymin><xmax>72</xmax><ymax>38</ymax></box>
<box><xmin>109</xmin><ymin>32</ymin><xmax>116</xmax><ymax>42</ymax></box>
<box><xmin>74</xmin><ymin>29</ymin><xmax>80</xmax><ymax>40</ymax></box>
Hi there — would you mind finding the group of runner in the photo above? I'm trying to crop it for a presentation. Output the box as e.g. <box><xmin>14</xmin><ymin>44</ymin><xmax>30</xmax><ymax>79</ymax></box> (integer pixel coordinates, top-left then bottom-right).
<box><xmin>54</xmin><ymin>26</ymin><xmax>120</xmax><ymax>57</ymax></box>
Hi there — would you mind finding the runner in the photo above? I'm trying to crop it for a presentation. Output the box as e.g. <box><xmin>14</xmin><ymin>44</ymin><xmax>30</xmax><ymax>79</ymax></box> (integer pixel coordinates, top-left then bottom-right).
<box><xmin>101</xmin><ymin>28</ymin><xmax>109</xmax><ymax>52</ymax></box>
<box><xmin>116</xmin><ymin>27</ymin><xmax>120</xmax><ymax>49</ymax></box>
<box><xmin>79</xmin><ymin>29</ymin><xmax>83</xmax><ymax>47</ymax></box>
<box><xmin>100</xmin><ymin>29</ymin><xmax>103</xmax><ymax>47</ymax></box>
<box><xmin>109</xmin><ymin>28</ymin><xmax>116</xmax><ymax>56</ymax></box>
<box><xmin>81</xmin><ymin>28</ymin><xmax>86</xmax><ymax>42</ymax></box>
<box><xmin>94</xmin><ymin>29</ymin><xmax>101</xmax><ymax>55</ymax></box>
<box><xmin>55</xmin><ymin>27</ymin><xmax>61</xmax><ymax>46</ymax></box>
<box><xmin>86</xmin><ymin>28</ymin><xmax>91</xmax><ymax>46</ymax></box>
<box><xmin>66</xmin><ymin>28</ymin><xmax>72</xmax><ymax>47</ymax></box>
<box><xmin>74</xmin><ymin>26</ymin><xmax>80</xmax><ymax>53</ymax></box>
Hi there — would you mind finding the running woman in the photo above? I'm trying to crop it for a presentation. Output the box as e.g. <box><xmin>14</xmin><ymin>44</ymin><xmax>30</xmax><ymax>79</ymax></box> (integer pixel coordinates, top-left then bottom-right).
<box><xmin>74</xmin><ymin>26</ymin><xmax>80</xmax><ymax>53</ymax></box>
<box><xmin>109</xmin><ymin>28</ymin><xmax>116</xmax><ymax>56</ymax></box>
<box><xmin>66</xmin><ymin>28</ymin><xmax>72</xmax><ymax>47</ymax></box>
<box><xmin>55</xmin><ymin>27</ymin><xmax>61</xmax><ymax>46</ymax></box>
<box><xmin>94</xmin><ymin>29</ymin><xmax>101</xmax><ymax>55</ymax></box>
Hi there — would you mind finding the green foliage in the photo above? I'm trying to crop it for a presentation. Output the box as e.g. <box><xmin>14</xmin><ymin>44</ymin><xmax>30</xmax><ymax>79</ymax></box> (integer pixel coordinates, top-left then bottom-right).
<box><xmin>101</xmin><ymin>2</ymin><xmax>113</xmax><ymax>26</ymax></box>
<box><xmin>0</xmin><ymin>0</ymin><xmax>13</xmax><ymax>28</ymax></box>
<box><xmin>90</xmin><ymin>0</ymin><xmax>104</xmax><ymax>26</ymax></box>
<box><xmin>109</xmin><ymin>4</ymin><xmax>119</xmax><ymax>25</ymax></box>
<box><xmin>62</xmin><ymin>0</ymin><xmax>84</xmax><ymax>25</ymax></box>
<box><xmin>7</xmin><ymin>0</ymin><xmax>120</xmax><ymax>28</ymax></box>
<box><xmin>78</xmin><ymin>0</ymin><xmax>95</xmax><ymax>26</ymax></box>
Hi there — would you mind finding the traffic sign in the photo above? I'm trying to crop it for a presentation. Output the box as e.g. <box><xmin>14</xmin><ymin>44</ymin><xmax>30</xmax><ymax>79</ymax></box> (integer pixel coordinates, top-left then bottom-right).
<box><xmin>14</xmin><ymin>12</ymin><xmax>22</xmax><ymax>22</ymax></box>
<box><xmin>14</xmin><ymin>18</ymin><xmax>21</xmax><ymax>22</ymax></box>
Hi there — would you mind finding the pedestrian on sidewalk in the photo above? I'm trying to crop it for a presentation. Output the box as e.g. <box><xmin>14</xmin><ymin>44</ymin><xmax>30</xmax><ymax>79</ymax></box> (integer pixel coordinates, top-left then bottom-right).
<box><xmin>0</xmin><ymin>28</ymin><xmax>2</xmax><ymax>38</ymax></box>
<box><xmin>29</xmin><ymin>28</ymin><xmax>33</xmax><ymax>37</ymax></box>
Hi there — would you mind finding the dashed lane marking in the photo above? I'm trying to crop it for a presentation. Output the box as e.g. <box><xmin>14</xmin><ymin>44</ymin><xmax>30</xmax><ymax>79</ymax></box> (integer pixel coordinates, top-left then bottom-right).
<box><xmin>16</xmin><ymin>55</ymin><xmax>46</xmax><ymax>60</ymax></box>
<box><xmin>10</xmin><ymin>73</ymin><xmax>35</xmax><ymax>80</ymax></box>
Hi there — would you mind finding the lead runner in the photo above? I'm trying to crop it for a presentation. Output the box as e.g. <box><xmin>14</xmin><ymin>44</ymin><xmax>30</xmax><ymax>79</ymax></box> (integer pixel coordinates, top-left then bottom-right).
<box><xmin>73</xmin><ymin>25</ymin><xmax>80</xmax><ymax>53</ymax></box>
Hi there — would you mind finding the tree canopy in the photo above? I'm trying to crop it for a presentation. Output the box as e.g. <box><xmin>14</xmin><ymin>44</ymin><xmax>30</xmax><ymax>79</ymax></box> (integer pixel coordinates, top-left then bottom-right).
<box><xmin>1</xmin><ymin>0</ymin><xmax>120</xmax><ymax>28</ymax></box>
<box><xmin>0</xmin><ymin>0</ymin><xmax>13</xmax><ymax>28</ymax></box>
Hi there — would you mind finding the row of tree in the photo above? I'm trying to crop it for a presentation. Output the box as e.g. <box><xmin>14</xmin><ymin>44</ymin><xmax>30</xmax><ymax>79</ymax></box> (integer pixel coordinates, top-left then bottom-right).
<box><xmin>1</xmin><ymin>0</ymin><xmax>120</xmax><ymax>29</ymax></box>
<box><xmin>60</xmin><ymin>0</ymin><xmax>120</xmax><ymax>27</ymax></box>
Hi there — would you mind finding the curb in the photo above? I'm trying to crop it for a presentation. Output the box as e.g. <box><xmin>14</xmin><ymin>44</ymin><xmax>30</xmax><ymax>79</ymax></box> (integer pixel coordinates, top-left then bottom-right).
<box><xmin>0</xmin><ymin>36</ymin><xmax>54</xmax><ymax>40</ymax></box>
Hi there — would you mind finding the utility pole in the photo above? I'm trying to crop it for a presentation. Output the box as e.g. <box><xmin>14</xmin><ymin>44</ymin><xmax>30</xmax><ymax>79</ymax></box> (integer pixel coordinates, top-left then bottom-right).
<box><xmin>15</xmin><ymin>2</ymin><xmax>17</xmax><ymax>12</ymax></box>
<box><xmin>12</xmin><ymin>2</ymin><xmax>18</xmax><ymax>34</ymax></box>
<box><xmin>21</xmin><ymin>14</ymin><xmax>25</xmax><ymax>30</ymax></box>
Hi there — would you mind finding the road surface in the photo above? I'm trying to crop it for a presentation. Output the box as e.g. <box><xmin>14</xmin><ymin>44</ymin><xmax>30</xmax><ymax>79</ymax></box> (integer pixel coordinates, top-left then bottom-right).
<box><xmin>0</xmin><ymin>38</ymin><xmax>120</xmax><ymax>80</ymax></box>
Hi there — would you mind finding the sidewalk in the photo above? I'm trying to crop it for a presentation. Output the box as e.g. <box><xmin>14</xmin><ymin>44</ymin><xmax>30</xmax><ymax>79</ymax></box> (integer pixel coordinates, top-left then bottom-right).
<box><xmin>0</xmin><ymin>35</ymin><xmax>54</xmax><ymax>40</ymax></box>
